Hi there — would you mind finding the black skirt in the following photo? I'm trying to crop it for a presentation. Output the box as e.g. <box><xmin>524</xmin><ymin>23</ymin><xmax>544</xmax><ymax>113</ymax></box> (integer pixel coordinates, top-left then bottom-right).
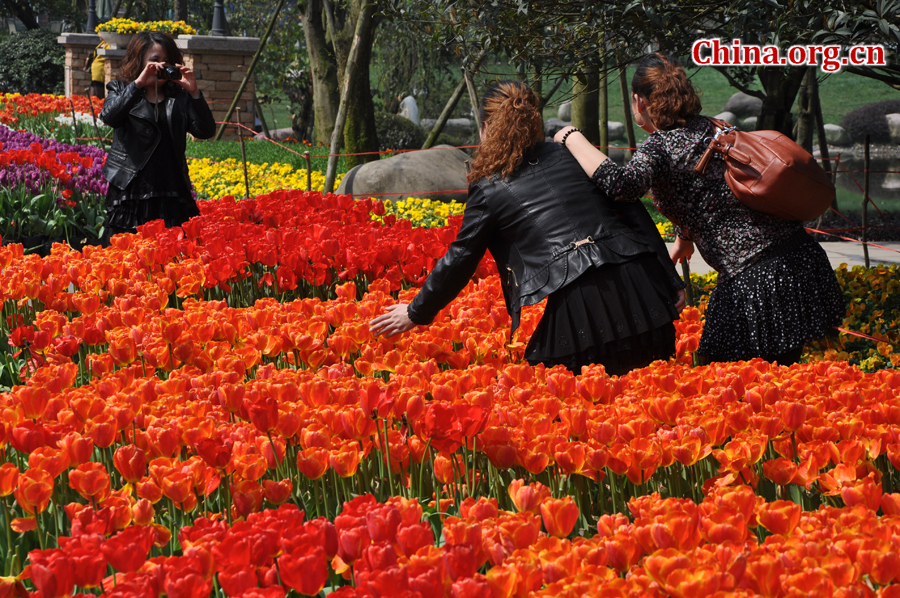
<box><xmin>698</xmin><ymin>231</ymin><xmax>845</xmax><ymax>362</ymax></box>
<box><xmin>524</xmin><ymin>253</ymin><xmax>679</xmax><ymax>376</ymax></box>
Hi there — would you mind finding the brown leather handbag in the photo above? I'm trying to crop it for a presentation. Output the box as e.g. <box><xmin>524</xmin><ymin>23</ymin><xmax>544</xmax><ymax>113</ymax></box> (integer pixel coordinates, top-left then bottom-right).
<box><xmin>693</xmin><ymin>117</ymin><xmax>835</xmax><ymax>221</ymax></box>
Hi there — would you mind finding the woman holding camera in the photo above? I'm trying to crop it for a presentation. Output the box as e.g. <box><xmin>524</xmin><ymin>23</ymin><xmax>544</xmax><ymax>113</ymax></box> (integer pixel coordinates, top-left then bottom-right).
<box><xmin>100</xmin><ymin>31</ymin><xmax>216</xmax><ymax>239</ymax></box>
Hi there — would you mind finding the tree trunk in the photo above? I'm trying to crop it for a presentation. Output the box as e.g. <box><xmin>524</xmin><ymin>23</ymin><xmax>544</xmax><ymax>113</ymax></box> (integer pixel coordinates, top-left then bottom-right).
<box><xmin>620</xmin><ymin>63</ymin><xmax>636</xmax><ymax>160</ymax></box>
<box><xmin>794</xmin><ymin>67</ymin><xmax>814</xmax><ymax>153</ymax></box>
<box><xmin>755</xmin><ymin>66</ymin><xmax>806</xmax><ymax>137</ymax></box>
<box><xmin>571</xmin><ymin>65</ymin><xmax>600</xmax><ymax>145</ymax></box>
<box><xmin>173</xmin><ymin>0</ymin><xmax>188</xmax><ymax>22</ymax></box>
<box><xmin>302</xmin><ymin>0</ymin><xmax>340</xmax><ymax>146</ymax></box>
<box><xmin>337</xmin><ymin>0</ymin><xmax>379</xmax><ymax>169</ymax></box>
<box><xmin>7</xmin><ymin>0</ymin><xmax>40</xmax><ymax>28</ymax></box>
<box><xmin>599</xmin><ymin>62</ymin><xmax>608</xmax><ymax>151</ymax></box>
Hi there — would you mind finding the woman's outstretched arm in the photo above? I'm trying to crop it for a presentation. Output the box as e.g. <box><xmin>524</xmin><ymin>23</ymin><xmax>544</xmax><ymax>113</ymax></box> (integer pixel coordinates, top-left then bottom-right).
<box><xmin>553</xmin><ymin>126</ymin><xmax>610</xmax><ymax>177</ymax></box>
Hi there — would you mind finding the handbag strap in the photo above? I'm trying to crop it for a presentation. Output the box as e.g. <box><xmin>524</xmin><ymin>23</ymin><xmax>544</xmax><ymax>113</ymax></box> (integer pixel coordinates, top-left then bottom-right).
<box><xmin>693</xmin><ymin>116</ymin><xmax>739</xmax><ymax>174</ymax></box>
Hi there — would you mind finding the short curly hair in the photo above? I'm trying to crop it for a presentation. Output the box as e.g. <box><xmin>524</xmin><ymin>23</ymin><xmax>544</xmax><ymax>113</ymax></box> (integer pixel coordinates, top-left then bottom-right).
<box><xmin>632</xmin><ymin>53</ymin><xmax>702</xmax><ymax>131</ymax></box>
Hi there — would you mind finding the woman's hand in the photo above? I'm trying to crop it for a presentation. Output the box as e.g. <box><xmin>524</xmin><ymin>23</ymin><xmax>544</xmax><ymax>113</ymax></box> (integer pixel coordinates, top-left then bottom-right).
<box><xmin>369</xmin><ymin>303</ymin><xmax>416</xmax><ymax>338</ymax></box>
<box><xmin>674</xmin><ymin>288</ymin><xmax>686</xmax><ymax>312</ymax></box>
<box><xmin>175</xmin><ymin>65</ymin><xmax>200</xmax><ymax>98</ymax></box>
<box><xmin>553</xmin><ymin>126</ymin><xmax>610</xmax><ymax>179</ymax></box>
<box><xmin>553</xmin><ymin>125</ymin><xmax>578</xmax><ymax>144</ymax></box>
<box><xmin>669</xmin><ymin>236</ymin><xmax>694</xmax><ymax>265</ymax></box>
<box><xmin>134</xmin><ymin>61</ymin><xmax>163</xmax><ymax>90</ymax></box>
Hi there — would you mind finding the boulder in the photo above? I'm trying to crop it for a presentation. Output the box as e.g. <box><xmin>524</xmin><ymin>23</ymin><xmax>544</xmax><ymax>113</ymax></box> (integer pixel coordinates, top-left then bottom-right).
<box><xmin>558</xmin><ymin>101</ymin><xmax>571</xmax><ymax>121</ymax></box>
<box><xmin>824</xmin><ymin>124</ymin><xmax>852</xmax><ymax>146</ymax></box>
<box><xmin>887</xmin><ymin>113</ymin><xmax>900</xmax><ymax>146</ymax></box>
<box><xmin>420</xmin><ymin>118</ymin><xmax>475</xmax><ymax>140</ymax></box>
<box><xmin>741</xmin><ymin>116</ymin><xmax>757</xmax><ymax>131</ymax></box>
<box><xmin>253</xmin><ymin>127</ymin><xmax>296</xmax><ymax>141</ymax></box>
<box><xmin>544</xmin><ymin>118</ymin><xmax>570</xmax><ymax>137</ymax></box>
<box><xmin>713</xmin><ymin>111</ymin><xmax>739</xmax><ymax>125</ymax></box>
<box><xmin>336</xmin><ymin>144</ymin><xmax>469</xmax><ymax>203</ymax></box>
<box><xmin>723</xmin><ymin>92</ymin><xmax>763</xmax><ymax>118</ymax></box>
<box><xmin>606</xmin><ymin>121</ymin><xmax>625</xmax><ymax>141</ymax></box>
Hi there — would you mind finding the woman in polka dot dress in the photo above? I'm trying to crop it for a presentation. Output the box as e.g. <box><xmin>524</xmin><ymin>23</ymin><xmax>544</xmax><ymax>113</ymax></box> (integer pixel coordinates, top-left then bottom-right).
<box><xmin>555</xmin><ymin>52</ymin><xmax>845</xmax><ymax>365</ymax></box>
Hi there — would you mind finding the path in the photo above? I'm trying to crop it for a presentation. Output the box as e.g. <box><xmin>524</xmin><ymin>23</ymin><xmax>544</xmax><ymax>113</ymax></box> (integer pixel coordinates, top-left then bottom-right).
<box><xmin>666</xmin><ymin>242</ymin><xmax>900</xmax><ymax>275</ymax></box>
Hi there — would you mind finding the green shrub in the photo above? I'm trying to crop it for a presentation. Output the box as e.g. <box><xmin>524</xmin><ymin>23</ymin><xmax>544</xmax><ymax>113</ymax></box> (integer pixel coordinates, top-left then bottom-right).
<box><xmin>839</xmin><ymin>99</ymin><xmax>900</xmax><ymax>144</ymax></box>
<box><xmin>374</xmin><ymin>111</ymin><xmax>425</xmax><ymax>151</ymax></box>
<box><xmin>0</xmin><ymin>29</ymin><xmax>65</xmax><ymax>95</ymax></box>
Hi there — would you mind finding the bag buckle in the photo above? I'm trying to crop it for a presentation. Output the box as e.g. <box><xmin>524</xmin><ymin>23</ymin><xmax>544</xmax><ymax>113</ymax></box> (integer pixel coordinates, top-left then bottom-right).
<box><xmin>571</xmin><ymin>236</ymin><xmax>594</xmax><ymax>248</ymax></box>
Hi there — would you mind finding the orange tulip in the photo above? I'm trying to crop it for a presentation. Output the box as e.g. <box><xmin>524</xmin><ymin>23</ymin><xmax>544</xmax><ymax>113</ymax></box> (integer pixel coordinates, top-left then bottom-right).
<box><xmin>68</xmin><ymin>462</ymin><xmax>111</xmax><ymax>503</ymax></box>
<box><xmin>0</xmin><ymin>463</ymin><xmax>19</xmax><ymax>496</ymax></box>
<box><xmin>507</xmin><ymin>479</ymin><xmax>551</xmax><ymax>515</ymax></box>
<box><xmin>757</xmin><ymin>500</ymin><xmax>801</xmax><ymax>536</ymax></box>
<box><xmin>297</xmin><ymin>447</ymin><xmax>330</xmax><ymax>480</ymax></box>
<box><xmin>113</xmin><ymin>444</ymin><xmax>147</xmax><ymax>484</ymax></box>
<box><xmin>539</xmin><ymin>496</ymin><xmax>579</xmax><ymax>538</ymax></box>
<box><xmin>28</xmin><ymin>447</ymin><xmax>70</xmax><ymax>479</ymax></box>
<box><xmin>14</xmin><ymin>468</ymin><xmax>54</xmax><ymax>515</ymax></box>
<box><xmin>330</xmin><ymin>442</ymin><xmax>361</xmax><ymax>478</ymax></box>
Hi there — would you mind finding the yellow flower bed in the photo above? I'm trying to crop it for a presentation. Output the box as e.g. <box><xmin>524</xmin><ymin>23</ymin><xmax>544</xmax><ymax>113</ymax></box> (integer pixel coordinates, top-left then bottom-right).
<box><xmin>656</xmin><ymin>221</ymin><xmax>673</xmax><ymax>238</ymax></box>
<box><xmin>188</xmin><ymin>158</ymin><xmax>343</xmax><ymax>199</ymax></box>
<box><xmin>96</xmin><ymin>18</ymin><xmax>196</xmax><ymax>35</ymax></box>
<box><xmin>371</xmin><ymin>197</ymin><xmax>466</xmax><ymax>228</ymax></box>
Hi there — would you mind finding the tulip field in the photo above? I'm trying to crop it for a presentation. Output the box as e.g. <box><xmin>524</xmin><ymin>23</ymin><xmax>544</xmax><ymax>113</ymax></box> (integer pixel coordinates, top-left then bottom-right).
<box><xmin>3</xmin><ymin>93</ymin><xmax>900</xmax><ymax>598</ymax></box>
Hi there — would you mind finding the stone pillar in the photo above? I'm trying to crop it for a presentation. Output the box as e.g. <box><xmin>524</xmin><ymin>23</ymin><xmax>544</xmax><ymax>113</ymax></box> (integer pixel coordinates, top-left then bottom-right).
<box><xmin>57</xmin><ymin>33</ymin><xmax>101</xmax><ymax>97</ymax></box>
<box><xmin>177</xmin><ymin>35</ymin><xmax>260</xmax><ymax>140</ymax></box>
<box><xmin>99</xmin><ymin>47</ymin><xmax>127</xmax><ymax>85</ymax></box>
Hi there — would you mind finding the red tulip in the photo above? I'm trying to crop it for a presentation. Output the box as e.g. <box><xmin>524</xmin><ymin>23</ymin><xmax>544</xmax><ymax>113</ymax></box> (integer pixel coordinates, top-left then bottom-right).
<box><xmin>539</xmin><ymin>496</ymin><xmax>579</xmax><ymax>538</ymax></box>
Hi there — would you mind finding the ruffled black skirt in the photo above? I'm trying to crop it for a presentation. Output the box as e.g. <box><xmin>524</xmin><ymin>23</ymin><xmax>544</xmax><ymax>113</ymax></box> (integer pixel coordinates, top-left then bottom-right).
<box><xmin>524</xmin><ymin>253</ymin><xmax>679</xmax><ymax>376</ymax></box>
<box><xmin>105</xmin><ymin>193</ymin><xmax>200</xmax><ymax>233</ymax></box>
<box><xmin>698</xmin><ymin>231</ymin><xmax>845</xmax><ymax>363</ymax></box>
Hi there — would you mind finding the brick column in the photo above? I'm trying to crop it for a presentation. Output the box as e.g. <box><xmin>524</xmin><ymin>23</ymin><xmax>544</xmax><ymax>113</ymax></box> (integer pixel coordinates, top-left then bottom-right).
<box><xmin>176</xmin><ymin>35</ymin><xmax>260</xmax><ymax>141</ymax></box>
<box><xmin>57</xmin><ymin>33</ymin><xmax>101</xmax><ymax>97</ymax></box>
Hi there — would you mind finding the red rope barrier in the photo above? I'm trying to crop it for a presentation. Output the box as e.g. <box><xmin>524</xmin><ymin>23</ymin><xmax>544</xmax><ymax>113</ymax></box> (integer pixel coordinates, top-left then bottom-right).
<box><xmin>805</xmin><ymin>227</ymin><xmax>900</xmax><ymax>254</ymax></box>
<box><xmin>835</xmin><ymin>326</ymin><xmax>899</xmax><ymax>347</ymax></box>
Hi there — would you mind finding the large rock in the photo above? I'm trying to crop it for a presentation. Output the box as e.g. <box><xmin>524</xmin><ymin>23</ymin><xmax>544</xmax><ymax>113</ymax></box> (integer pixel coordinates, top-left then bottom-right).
<box><xmin>723</xmin><ymin>92</ymin><xmax>763</xmax><ymax>118</ymax></box>
<box><xmin>888</xmin><ymin>114</ymin><xmax>900</xmax><ymax>146</ymax></box>
<box><xmin>253</xmin><ymin>127</ymin><xmax>296</xmax><ymax>141</ymax></box>
<box><xmin>420</xmin><ymin>118</ymin><xmax>475</xmax><ymax>141</ymax></box>
<box><xmin>558</xmin><ymin>101</ymin><xmax>571</xmax><ymax>121</ymax></box>
<box><xmin>713</xmin><ymin>111</ymin><xmax>739</xmax><ymax>125</ymax></box>
<box><xmin>544</xmin><ymin>118</ymin><xmax>570</xmax><ymax>137</ymax></box>
<box><xmin>741</xmin><ymin>116</ymin><xmax>757</xmax><ymax>131</ymax></box>
<box><xmin>336</xmin><ymin>144</ymin><xmax>468</xmax><ymax>203</ymax></box>
<box><xmin>606</xmin><ymin>121</ymin><xmax>625</xmax><ymax>141</ymax></box>
<box><xmin>824</xmin><ymin>124</ymin><xmax>852</xmax><ymax>146</ymax></box>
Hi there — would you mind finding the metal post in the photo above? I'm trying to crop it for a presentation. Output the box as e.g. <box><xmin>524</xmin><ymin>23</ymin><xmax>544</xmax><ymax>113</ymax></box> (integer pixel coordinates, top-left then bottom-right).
<box><xmin>680</xmin><ymin>258</ymin><xmax>694</xmax><ymax>308</ymax></box>
<box><xmin>86</xmin><ymin>0</ymin><xmax>98</xmax><ymax>32</ymax></box>
<box><xmin>68</xmin><ymin>98</ymin><xmax>79</xmax><ymax>141</ymax></box>
<box><xmin>211</xmin><ymin>0</ymin><xmax>228</xmax><ymax>36</ymax></box>
<box><xmin>862</xmin><ymin>134</ymin><xmax>870</xmax><ymax>268</ymax></box>
<box><xmin>85</xmin><ymin>96</ymin><xmax>106</xmax><ymax>151</ymax></box>
<box><xmin>237</xmin><ymin>107</ymin><xmax>251</xmax><ymax>200</ymax></box>
<box><xmin>304</xmin><ymin>151</ymin><xmax>312</xmax><ymax>192</ymax></box>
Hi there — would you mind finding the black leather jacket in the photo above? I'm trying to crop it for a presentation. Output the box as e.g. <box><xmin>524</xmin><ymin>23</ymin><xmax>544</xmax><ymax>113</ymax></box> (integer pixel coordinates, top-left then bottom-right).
<box><xmin>408</xmin><ymin>142</ymin><xmax>685</xmax><ymax>334</ymax></box>
<box><xmin>99</xmin><ymin>80</ymin><xmax>216</xmax><ymax>191</ymax></box>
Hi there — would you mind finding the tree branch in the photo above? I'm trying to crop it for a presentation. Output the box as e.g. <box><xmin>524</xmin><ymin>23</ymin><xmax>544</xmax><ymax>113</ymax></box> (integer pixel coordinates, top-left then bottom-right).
<box><xmin>713</xmin><ymin>66</ymin><xmax>765</xmax><ymax>99</ymax></box>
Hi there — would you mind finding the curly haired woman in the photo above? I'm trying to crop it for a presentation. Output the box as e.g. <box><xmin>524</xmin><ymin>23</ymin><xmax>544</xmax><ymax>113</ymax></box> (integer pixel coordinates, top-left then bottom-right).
<box><xmin>370</xmin><ymin>80</ymin><xmax>685</xmax><ymax>375</ymax></box>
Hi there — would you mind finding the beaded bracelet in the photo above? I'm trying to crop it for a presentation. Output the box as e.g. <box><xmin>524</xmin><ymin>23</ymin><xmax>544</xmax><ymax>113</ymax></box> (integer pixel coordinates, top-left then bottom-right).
<box><xmin>559</xmin><ymin>127</ymin><xmax>582</xmax><ymax>147</ymax></box>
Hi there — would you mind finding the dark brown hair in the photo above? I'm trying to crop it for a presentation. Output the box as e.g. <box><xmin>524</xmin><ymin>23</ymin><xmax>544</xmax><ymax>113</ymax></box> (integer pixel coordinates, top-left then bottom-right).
<box><xmin>118</xmin><ymin>31</ymin><xmax>184</xmax><ymax>84</ymax></box>
<box><xmin>631</xmin><ymin>53</ymin><xmax>702</xmax><ymax>131</ymax></box>
<box><xmin>467</xmin><ymin>80</ymin><xmax>544</xmax><ymax>184</ymax></box>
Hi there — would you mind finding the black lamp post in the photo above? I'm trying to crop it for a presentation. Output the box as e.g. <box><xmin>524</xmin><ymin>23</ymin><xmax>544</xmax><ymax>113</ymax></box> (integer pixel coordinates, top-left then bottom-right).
<box><xmin>86</xmin><ymin>0</ymin><xmax>99</xmax><ymax>32</ymax></box>
<box><xmin>211</xmin><ymin>0</ymin><xmax>228</xmax><ymax>36</ymax></box>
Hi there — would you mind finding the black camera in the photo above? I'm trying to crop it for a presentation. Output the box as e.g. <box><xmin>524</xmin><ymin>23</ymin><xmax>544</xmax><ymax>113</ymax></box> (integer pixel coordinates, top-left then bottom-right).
<box><xmin>157</xmin><ymin>65</ymin><xmax>182</xmax><ymax>81</ymax></box>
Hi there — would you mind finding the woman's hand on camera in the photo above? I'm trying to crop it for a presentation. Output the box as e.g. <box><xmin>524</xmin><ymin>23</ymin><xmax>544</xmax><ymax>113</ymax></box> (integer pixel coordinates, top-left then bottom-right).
<box><xmin>134</xmin><ymin>61</ymin><xmax>163</xmax><ymax>89</ymax></box>
<box><xmin>175</xmin><ymin>66</ymin><xmax>200</xmax><ymax>98</ymax></box>
<box><xmin>369</xmin><ymin>303</ymin><xmax>416</xmax><ymax>338</ymax></box>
